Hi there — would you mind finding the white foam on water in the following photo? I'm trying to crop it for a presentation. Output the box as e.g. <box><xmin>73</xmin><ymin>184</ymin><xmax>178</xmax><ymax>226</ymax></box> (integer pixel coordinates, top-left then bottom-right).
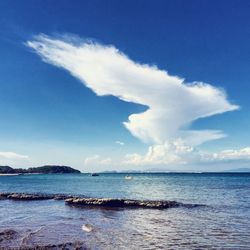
<box><xmin>82</xmin><ymin>224</ymin><xmax>93</xmax><ymax>232</ymax></box>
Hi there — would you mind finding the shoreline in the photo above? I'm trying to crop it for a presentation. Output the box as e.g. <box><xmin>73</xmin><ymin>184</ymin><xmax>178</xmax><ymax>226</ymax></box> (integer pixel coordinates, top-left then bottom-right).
<box><xmin>0</xmin><ymin>173</ymin><xmax>22</xmax><ymax>176</ymax></box>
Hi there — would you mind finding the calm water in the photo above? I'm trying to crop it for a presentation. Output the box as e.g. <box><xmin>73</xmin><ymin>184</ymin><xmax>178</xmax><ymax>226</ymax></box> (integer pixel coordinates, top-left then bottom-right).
<box><xmin>0</xmin><ymin>173</ymin><xmax>249</xmax><ymax>249</ymax></box>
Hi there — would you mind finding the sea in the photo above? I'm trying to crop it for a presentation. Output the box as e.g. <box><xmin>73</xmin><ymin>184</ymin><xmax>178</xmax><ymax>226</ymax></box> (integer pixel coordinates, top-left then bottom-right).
<box><xmin>0</xmin><ymin>173</ymin><xmax>249</xmax><ymax>249</ymax></box>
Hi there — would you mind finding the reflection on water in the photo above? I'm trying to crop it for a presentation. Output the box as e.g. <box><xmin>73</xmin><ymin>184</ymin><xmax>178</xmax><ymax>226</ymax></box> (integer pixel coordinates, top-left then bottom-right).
<box><xmin>0</xmin><ymin>199</ymin><xmax>249</xmax><ymax>249</ymax></box>
<box><xmin>0</xmin><ymin>173</ymin><xmax>250</xmax><ymax>248</ymax></box>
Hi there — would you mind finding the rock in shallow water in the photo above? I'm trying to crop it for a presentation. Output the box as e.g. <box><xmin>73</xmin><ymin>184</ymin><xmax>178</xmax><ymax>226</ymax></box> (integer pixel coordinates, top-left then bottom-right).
<box><xmin>7</xmin><ymin>193</ymin><xmax>54</xmax><ymax>201</ymax></box>
<box><xmin>0</xmin><ymin>192</ymin><xmax>10</xmax><ymax>200</ymax></box>
<box><xmin>0</xmin><ymin>229</ymin><xmax>18</xmax><ymax>243</ymax></box>
<box><xmin>0</xmin><ymin>192</ymin><xmax>76</xmax><ymax>201</ymax></box>
<box><xmin>0</xmin><ymin>192</ymin><xmax>197</xmax><ymax>209</ymax></box>
<box><xmin>65</xmin><ymin>198</ymin><xmax>181</xmax><ymax>209</ymax></box>
<box><xmin>19</xmin><ymin>241</ymin><xmax>86</xmax><ymax>250</ymax></box>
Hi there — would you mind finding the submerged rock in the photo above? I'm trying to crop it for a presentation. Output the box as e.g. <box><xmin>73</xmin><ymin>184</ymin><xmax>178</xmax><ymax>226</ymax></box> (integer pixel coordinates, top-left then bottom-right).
<box><xmin>0</xmin><ymin>192</ymin><xmax>82</xmax><ymax>201</ymax></box>
<box><xmin>18</xmin><ymin>241</ymin><xmax>86</xmax><ymax>250</ymax></box>
<box><xmin>0</xmin><ymin>229</ymin><xmax>18</xmax><ymax>242</ymax></box>
<box><xmin>0</xmin><ymin>192</ymin><xmax>11</xmax><ymax>200</ymax></box>
<box><xmin>7</xmin><ymin>193</ymin><xmax>54</xmax><ymax>201</ymax></box>
<box><xmin>65</xmin><ymin>197</ymin><xmax>181</xmax><ymax>209</ymax></box>
<box><xmin>53</xmin><ymin>194</ymin><xmax>76</xmax><ymax>200</ymax></box>
<box><xmin>0</xmin><ymin>192</ymin><xmax>194</xmax><ymax>209</ymax></box>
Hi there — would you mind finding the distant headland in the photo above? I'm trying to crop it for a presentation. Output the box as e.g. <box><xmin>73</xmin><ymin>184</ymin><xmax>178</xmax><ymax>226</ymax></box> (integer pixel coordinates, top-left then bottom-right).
<box><xmin>0</xmin><ymin>165</ymin><xmax>81</xmax><ymax>175</ymax></box>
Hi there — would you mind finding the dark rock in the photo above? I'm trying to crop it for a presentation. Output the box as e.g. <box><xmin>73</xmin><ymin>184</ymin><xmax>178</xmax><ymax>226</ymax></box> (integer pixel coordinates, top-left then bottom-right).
<box><xmin>53</xmin><ymin>194</ymin><xmax>75</xmax><ymax>200</ymax></box>
<box><xmin>0</xmin><ymin>192</ymin><xmax>188</xmax><ymax>209</ymax></box>
<box><xmin>0</xmin><ymin>192</ymin><xmax>11</xmax><ymax>200</ymax></box>
<box><xmin>66</xmin><ymin>198</ymin><xmax>125</xmax><ymax>207</ymax></box>
<box><xmin>7</xmin><ymin>193</ymin><xmax>54</xmax><ymax>201</ymax></box>
<box><xmin>0</xmin><ymin>192</ymin><xmax>77</xmax><ymax>201</ymax></box>
<box><xmin>123</xmin><ymin>199</ymin><xmax>180</xmax><ymax>208</ymax></box>
<box><xmin>0</xmin><ymin>229</ymin><xmax>18</xmax><ymax>242</ymax></box>
<box><xmin>65</xmin><ymin>197</ymin><xmax>181</xmax><ymax>209</ymax></box>
<box><xmin>18</xmin><ymin>241</ymin><xmax>86</xmax><ymax>249</ymax></box>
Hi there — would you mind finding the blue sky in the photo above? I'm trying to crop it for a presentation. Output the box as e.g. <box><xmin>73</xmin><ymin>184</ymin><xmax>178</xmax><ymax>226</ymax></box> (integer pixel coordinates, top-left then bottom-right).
<box><xmin>0</xmin><ymin>0</ymin><xmax>250</xmax><ymax>171</ymax></box>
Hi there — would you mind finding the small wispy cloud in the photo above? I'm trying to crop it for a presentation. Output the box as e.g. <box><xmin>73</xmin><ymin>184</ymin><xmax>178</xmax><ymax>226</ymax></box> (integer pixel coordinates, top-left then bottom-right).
<box><xmin>0</xmin><ymin>151</ymin><xmax>29</xmax><ymax>167</ymax></box>
<box><xmin>84</xmin><ymin>155</ymin><xmax>112</xmax><ymax>165</ymax></box>
<box><xmin>115</xmin><ymin>141</ymin><xmax>125</xmax><ymax>146</ymax></box>
<box><xmin>0</xmin><ymin>151</ymin><xmax>28</xmax><ymax>159</ymax></box>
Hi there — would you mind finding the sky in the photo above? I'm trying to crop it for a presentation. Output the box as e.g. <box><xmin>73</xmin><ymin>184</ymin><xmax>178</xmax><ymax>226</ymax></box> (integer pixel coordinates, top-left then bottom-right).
<box><xmin>0</xmin><ymin>0</ymin><xmax>250</xmax><ymax>172</ymax></box>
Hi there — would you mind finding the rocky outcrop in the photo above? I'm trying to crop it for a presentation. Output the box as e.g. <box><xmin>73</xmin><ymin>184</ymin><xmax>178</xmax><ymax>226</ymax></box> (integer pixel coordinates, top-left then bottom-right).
<box><xmin>0</xmin><ymin>192</ymin><xmax>10</xmax><ymax>200</ymax></box>
<box><xmin>65</xmin><ymin>197</ymin><xmax>181</xmax><ymax>209</ymax></box>
<box><xmin>17</xmin><ymin>241</ymin><xmax>86</xmax><ymax>249</ymax></box>
<box><xmin>0</xmin><ymin>192</ymin><xmax>76</xmax><ymax>201</ymax></box>
<box><xmin>0</xmin><ymin>229</ymin><xmax>18</xmax><ymax>243</ymax></box>
<box><xmin>7</xmin><ymin>193</ymin><xmax>54</xmax><ymax>200</ymax></box>
<box><xmin>0</xmin><ymin>192</ymin><xmax>194</xmax><ymax>209</ymax></box>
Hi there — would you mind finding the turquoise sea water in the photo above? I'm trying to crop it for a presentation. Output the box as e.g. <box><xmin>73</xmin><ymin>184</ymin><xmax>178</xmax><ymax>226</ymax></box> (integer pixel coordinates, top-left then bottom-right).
<box><xmin>0</xmin><ymin>173</ymin><xmax>249</xmax><ymax>249</ymax></box>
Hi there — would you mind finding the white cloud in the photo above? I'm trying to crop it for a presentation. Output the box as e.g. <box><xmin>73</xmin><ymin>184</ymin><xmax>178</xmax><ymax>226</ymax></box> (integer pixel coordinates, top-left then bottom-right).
<box><xmin>203</xmin><ymin>147</ymin><xmax>250</xmax><ymax>161</ymax></box>
<box><xmin>124</xmin><ymin>140</ymin><xmax>197</xmax><ymax>165</ymax></box>
<box><xmin>116</xmin><ymin>141</ymin><xmax>125</xmax><ymax>146</ymax></box>
<box><xmin>124</xmin><ymin>145</ymin><xmax>250</xmax><ymax>166</ymax></box>
<box><xmin>0</xmin><ymin>151</ymin><xmax>29</xmax><ymax>167</ymax></box>
<box><xmin>26</xmin><ymin>34</ymin><xmax>242</xmax><ymax>168</ymax></box>
<box><xmin>84</xmin><ymin>154</ymin><xmax>112</xmax><ymax>165</ymax></box>
<box><xmin>27</xmin><ymin>34</ymin><xmax>238</xmax><ymax>148</ymax></box>
<box><xmin>0</xmin><ymin>151</ymin><xmax>28</xmax><ymax>160</ymax></box>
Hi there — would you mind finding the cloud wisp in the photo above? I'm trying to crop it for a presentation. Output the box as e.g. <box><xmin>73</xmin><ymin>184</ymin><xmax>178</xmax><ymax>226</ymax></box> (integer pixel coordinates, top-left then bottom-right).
<box><xmin>0</xmin><ymin>151</ymin><xmax>28</xmax><ymax>159</ymax></box>
<box><xmin>27</xmin><ymin>34</ymin><xmax>240</xmax><ymax>166</ymax></box>
<box><xmin>84</xmin><ymin>155</ymin><xmax>112</xmax><ymax>166</ymax></box>
<box><xmin>0</xmin><ymin>151</ymin><xmax>29</xmax><ymax>167</ymax></box>
<box><xmin>116</xmin><ymin>141</ymin><xmax>125</xmax><ymax>146</ymax></box>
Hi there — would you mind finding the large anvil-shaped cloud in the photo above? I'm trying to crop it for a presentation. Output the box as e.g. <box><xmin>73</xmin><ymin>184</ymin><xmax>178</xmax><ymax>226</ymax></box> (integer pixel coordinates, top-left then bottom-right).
<box><xmin>27</xmin><ymin>35</ymin><xmax>238</xmax><ymax>146</ymax></box>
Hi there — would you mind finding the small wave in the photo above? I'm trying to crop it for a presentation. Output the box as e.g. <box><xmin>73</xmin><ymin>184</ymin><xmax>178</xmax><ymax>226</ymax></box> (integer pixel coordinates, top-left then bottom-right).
<box><xmin>180</xmin><ymin>203</ymin><xmax>207</xmax><ymax>208</ymax></box>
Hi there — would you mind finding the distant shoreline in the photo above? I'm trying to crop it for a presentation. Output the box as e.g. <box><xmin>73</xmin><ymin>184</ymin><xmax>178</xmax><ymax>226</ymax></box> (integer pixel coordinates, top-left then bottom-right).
<box><xmin>0</xmin><ymin>173</ymin><xmax>43</xmax><ymax>176</ymax></box>
<box><xmin>0</xmin><ymin>165</ymin><xmax>81</xmax><ymax>175</ymax></box>
<box><xmin>1</xmin><ymin>172</ymin><xmax>250</xmax><ymax>176</ymax></box>
<box><xmin>0</xmin><ymin>173</ymin><xmax>21</xmax><ymax>176</ymax></box>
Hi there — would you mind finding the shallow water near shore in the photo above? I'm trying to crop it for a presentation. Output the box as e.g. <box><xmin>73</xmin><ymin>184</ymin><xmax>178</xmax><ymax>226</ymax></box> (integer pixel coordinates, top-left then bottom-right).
<box><xmin>0</xmin><ymin>173</ymin><xmax>249</xmax><ymax>249</ymax></box>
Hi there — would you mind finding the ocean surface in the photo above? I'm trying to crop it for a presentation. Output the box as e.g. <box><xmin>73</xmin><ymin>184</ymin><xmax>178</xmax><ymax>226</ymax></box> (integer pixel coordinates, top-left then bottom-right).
<box><xmin>0</xmin><ymin>173</ymin><xmax>249</xmax><ymax>249</ymax></box>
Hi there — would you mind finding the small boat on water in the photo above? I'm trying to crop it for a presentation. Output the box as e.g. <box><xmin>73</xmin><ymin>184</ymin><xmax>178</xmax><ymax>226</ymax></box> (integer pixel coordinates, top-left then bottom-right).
<box><xmin>125</xmin><ymin>175</ymin><xmax>132</xmax><ymax>180</ymax></box>
<box><xmin>91</xmin><ymin>173</ymin><xmax>99</xmax><ymax>176</ymax></box>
